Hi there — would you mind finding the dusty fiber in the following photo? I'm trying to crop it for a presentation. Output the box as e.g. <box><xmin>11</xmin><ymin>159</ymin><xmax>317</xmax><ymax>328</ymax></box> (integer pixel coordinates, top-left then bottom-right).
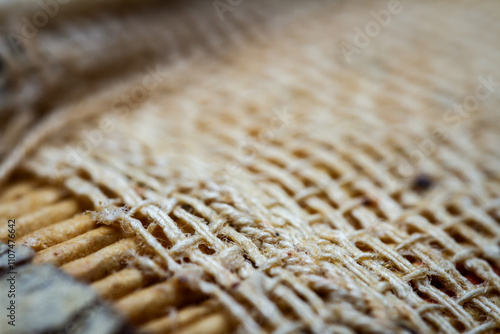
<box><xmin>1</xmin><ymin>0</ymin><xmax>500</xmax><ymax>333</ymax></box>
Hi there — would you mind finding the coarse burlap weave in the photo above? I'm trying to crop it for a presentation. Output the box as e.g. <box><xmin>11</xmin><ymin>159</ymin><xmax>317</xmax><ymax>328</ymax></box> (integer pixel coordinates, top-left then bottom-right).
<box><xmin>1</xmin><ymin>0</ymin><xmax>500</xmax><ymax>333</ymax></box>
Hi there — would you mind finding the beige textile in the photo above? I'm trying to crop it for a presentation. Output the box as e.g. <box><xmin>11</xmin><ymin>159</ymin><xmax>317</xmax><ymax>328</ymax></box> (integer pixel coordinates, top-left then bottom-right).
<box><xmin>1</xmin><ymin>0</ymin><xmax>500</xmax><ymax>333</ymax></box>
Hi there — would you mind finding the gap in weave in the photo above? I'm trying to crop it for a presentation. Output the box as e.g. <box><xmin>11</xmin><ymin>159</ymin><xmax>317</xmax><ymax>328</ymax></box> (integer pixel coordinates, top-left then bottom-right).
<box><xmin>379</xmin><ymin>234</ymin><xmax>397</xmax><ymax>247</ymax></box>
<box><xmin>421</xmin><ymin>210</ymin><xmax>439</xmax><ymax>225</ymax></box>
<box><xmin>97</xmin><ymin>183</ymin><xmax>122</xmax><ymax>202</ymax></box>
<box><xmin>487</xmin><ymin>208</ymin><xmax>500</xmax><ymax>224</ymax></box>
<box><xmin>216</xmin><ymin>234</ymin><xmax>235</xmax><ymax>246</ymax></box>
<box><xmin>260</xmin><ymin>154</ymin><xmax>288</xmax><ymax>171</ymax></box>
<box><xmin>409</xmin><ymin>281</ymin><xmax>437</xmax><ymax>305</ymax></box>
<box><xmin>343</xmin><ymin>210</ymin><xmax>363</xmax><ymax>230</ymax></box>
<box><xmin>173</xmin><ymin>215</ymin><xmax>196</xmax><ymax>237</ymax></box>
<box><xmin>455</xmin><ymin>262</ymin><xmax>485</xmax><ymax>285</ymax></box>
<box><xmin>445</xmin><ymin>227</ymin><xmax>470</xmax><ymax>246</ymax></box>
<box><xmin>405</xmin><ymin>223</ymin><xmax>423</xmax><ymax>235</ymax></box>
<box><xmin>339</xmin><ymin>179</ymin><xmax>364</xmax><ymax>198</ymax></box>
<box><xmin>354</xmin><ymin>241</ymin><xmax>372</xmax><ymax>253</ymax></box>
<box><xmin>257</xmin><ymin>177</ymin><xmax>295</xmax><ymax>198</ymax></box>
<box><xmin>464</xmin><ymin>218</ymin><xmax>494</xmax><ymax>238</ymax></box>
<box><xmin>358</xmin><ymin>141</ymin><xmax>385</xmax><ymax>163</ymax></box>
<box><xmin>403</xmin><ymin>254</ymin><xmax>418</xmax><ymax>265</ymax></box>
<box><xmin>301</xmin><ymin>184</ymin><xmax>341</xmax><ymax>210</ymax></box>
<box><xmin>314</xmin><ymin>161</ymin><xmax>343</xmax><ymax>181</ymax></box>
<box><xmin>291</xmin><ymin>148</ymin><xmax>309</xmax><ymax>160</ymax></box>
<box><xmin>148</xmin><ymin>223</ymin><xmax>173</xmax><ymax>249</ymax></box>
<box><xmin>451</xmin><ymin>319</ymin><xmax>467</xmax><ymax>332</ymax></box>
<box><xmin>199</xmin><ymin>244</ymin><xmax>216</xmax><ymax>255</ymax></box>
<box><xmin>463</xmin><ymin>304</ymin><xmax>490</xmax><ymax>324</ymax></box>
<box><xmin>482</xmin><ymin>259</ymin><xmax>500</xmax><ymax>277</ymax></box>
<box><xmin>429</xmin><ymin>275</ymin><xmax>457</xmax><ymax>298</ymax></box>
<box><xmin>76</xmin><ymin>168</ymin><xmax>93</xmax><ymax>182</ymax></box>
<box><xmin>389</xmin><ymin>191</ymin><xmax>405</xmax><ymax>208</ymax></box>
<box><xmin>427</xmin><ymin>240</ymin><xmax>446</xmax><ymax>253</ymax></box>
<box><xmin>299</xmin><ymin>201</ymin><xmax>321</xmax><ymax>217</ymax></box>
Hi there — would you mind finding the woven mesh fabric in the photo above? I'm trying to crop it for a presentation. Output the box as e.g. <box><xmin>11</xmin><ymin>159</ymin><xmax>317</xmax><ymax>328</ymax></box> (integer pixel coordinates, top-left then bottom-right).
<box><xmin>1</xmin><ymin>0</ymin><xmax>500</xmax><ymax>333</ymax></box>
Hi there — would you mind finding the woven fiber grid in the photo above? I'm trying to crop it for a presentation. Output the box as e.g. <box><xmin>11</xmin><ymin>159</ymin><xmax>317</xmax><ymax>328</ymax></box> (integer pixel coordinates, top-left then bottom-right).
<box><xmin>1</xmin><ymin>0</ymin><xmax>500</xmax><ymax>333</ymax></box>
